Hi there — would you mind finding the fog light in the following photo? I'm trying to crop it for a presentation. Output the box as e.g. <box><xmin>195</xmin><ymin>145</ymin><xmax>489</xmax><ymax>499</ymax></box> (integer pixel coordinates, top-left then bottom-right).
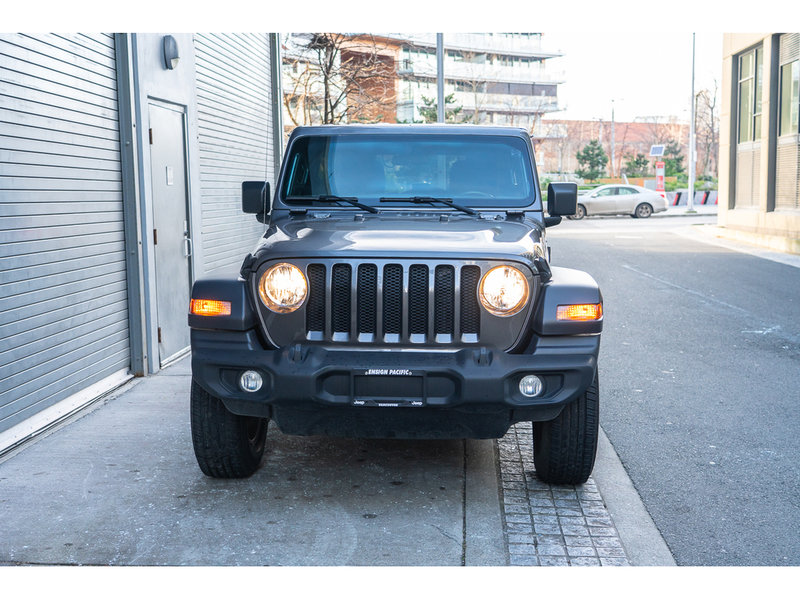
<box><xmin>519</xmin><ymin>375</ymin><xmax>543</xmax><ymax>398</ymax></box>
<box><xmin>239</xmin><ymin>370</ymin><xmax>263</xmax><ymax>393</ymax></box>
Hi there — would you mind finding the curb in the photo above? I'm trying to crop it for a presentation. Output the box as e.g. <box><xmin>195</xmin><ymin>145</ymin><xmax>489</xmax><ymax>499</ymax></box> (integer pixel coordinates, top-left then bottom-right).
<box><xmin>592</xmin><ymin>428</ymin><xmax>676</xmax><ymax>566</ymax></box>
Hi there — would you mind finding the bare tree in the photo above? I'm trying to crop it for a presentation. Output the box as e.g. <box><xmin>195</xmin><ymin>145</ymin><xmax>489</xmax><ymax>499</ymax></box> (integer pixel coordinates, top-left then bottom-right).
<box><xmin>638</xmin><ymin>115</ymin><xmax>687</xmax><ymax>149</ymax></box>
<box><xmin>695</xmin><ymin>80</ymin><xmax>719</xmax><ymax>178</ymax></box>
<box><xmin>615</xmin><ymin>121</ymin><xmax>632</xmax><ymax>177</ymax></box>
<box><xmin>282</xmin><ymin>33</ymin><xmax>398</xmax><ymax>127</ymax></box>
<box><xmin>455</xmin><ymin>49</ymin><xmax>488</xmax><ymax>124</ymax></box>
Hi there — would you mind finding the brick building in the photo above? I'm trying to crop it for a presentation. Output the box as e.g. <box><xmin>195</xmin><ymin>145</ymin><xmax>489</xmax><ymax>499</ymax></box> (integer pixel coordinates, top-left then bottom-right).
<box><xmin>533</xmin><ymin>118</ymin><xmax>689</xmax><ymax>178</ymax></box>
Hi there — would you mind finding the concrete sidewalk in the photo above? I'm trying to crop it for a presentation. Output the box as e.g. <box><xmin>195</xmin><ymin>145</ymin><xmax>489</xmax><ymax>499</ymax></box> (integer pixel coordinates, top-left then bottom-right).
<box><xmin>659</xmin><ymin>205</ymin><xmax>717</xmax><ymax>217</ymax></box>
<box><xmin>0</xmin><ymin>357</ymin><xmax>498</xmax><ymax>566</ymax></box>
<box><xmin>0</xmin><ymin>356</ymin><xmax>673</xmax><ymax>566</ymax></box>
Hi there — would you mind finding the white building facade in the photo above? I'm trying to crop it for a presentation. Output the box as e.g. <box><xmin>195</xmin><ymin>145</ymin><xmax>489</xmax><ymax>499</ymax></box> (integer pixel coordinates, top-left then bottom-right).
<box><xmin>387</xmin><ymin>33</ymin><xmax>562</xmax><ymax>130</ymax></box>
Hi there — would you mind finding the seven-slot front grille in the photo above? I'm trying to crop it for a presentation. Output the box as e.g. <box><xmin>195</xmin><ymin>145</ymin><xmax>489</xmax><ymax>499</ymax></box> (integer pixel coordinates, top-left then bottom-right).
<box><xmin>304</xmin><ymin>262</ymin><xmax>482</xmax><ymax>344</ymax></box>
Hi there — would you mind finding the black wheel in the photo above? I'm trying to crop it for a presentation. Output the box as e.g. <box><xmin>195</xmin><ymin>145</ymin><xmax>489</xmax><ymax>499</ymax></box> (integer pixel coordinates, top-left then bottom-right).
<box><xmin>570</xmin><ymin>204</ymin><xmax>586</xmax><ymax>220</ymax></box>
<box><xmin>634</xmin><ymin>203</ymin><xmax>653</xmax><ymax>218</ymax></box>
<box><xmin>190</xmin><ymin>379</ymin><xmax>267</xmax><ymax>478</ymax></box>
<box><xmin>533</xmin><ymin>372</ymin><xmax>599</xmax><ymax>485</ymax></box>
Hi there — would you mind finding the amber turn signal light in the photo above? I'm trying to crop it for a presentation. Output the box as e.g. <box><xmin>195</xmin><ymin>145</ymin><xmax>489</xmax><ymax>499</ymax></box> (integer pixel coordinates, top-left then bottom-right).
<box><xmin>556</xmin><ymin>303</ymin><xmax>603</xmax><ymax>321</ymax></box>
<box><xmin>190</xmin><ymin>299</ymin><xmax>232</xmax><ymax>317</ymax></box>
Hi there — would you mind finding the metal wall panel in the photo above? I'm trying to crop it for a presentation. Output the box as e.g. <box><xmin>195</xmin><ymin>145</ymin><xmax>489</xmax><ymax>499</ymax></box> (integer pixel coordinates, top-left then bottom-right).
<box><xmin>193</xmin><ymin>33</ymin><xmax>274</xmax><ymax>274</ymax></box>
<box><xmin>779</xmin><ymin>33</ymin><xmax>800</xmax><ymax>64</ymax></box>
<box><xmin>735</xmin><ymin>145</ymin><xmax>761</xmax><ymax>208</ymax></box>
<box><xmin>775</xmin><ymin>138</ymin><xmax>800</xmax><ymax>209</ymax></box>
<box><xmin>0</xmin><ymin>33</ymin><xmax>130</xmax><ymax>433</ymax></box>
<box><xmin>776</xmin><ymin>34</ymin><xmax>800</xmax><ymax>211</ymax></box>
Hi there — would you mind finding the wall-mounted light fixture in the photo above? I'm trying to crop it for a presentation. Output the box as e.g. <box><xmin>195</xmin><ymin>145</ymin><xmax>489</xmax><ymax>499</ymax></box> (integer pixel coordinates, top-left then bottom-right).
<box><xmin>163</xmin><ymin>35</ymin><xmax>180</xmax><ymax>70</ymax></box>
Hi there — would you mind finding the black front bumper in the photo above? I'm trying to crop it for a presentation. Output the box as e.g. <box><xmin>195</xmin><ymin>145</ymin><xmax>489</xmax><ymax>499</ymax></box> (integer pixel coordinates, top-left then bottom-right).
<box><xmin>191</xmin><ymin>328</ymin><xmax>600</xmax><ymax>439</ymax></box>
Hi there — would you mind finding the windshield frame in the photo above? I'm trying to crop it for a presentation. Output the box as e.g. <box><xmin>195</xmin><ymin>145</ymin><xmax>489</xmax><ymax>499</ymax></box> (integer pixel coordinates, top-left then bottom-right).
<box><xmin>273</xmin><ymin>130</ymin><xmax>543</xmax><ymax>213</ymax></box>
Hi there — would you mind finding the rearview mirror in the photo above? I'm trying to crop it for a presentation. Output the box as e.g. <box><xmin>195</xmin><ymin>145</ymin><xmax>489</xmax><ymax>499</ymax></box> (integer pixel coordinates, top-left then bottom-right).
<box><xmin>242</xmin><ymin>181</ymin><xmax>270</xmax><ymax>218</ymax></box>
<box><xmin>547</xmin><ymin>182</ymin><xmax>578</xmax><ymax>217</ymax></box>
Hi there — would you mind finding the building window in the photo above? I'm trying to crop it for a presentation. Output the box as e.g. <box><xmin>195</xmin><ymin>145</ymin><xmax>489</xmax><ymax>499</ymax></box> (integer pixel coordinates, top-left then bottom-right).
<box><xmin>738</xmin><ymin>47</ymin><xmax>763</xmax><ymax>143</ymax></box>
<box><xmin>734</xmin><ymin>45</ymin><xmax>763</xmax><ymax>209</ymax></box>
<box><xmin>779</xmin><ymin>59</ymin><xmax>799</xmax><ymax>136</ymax></box>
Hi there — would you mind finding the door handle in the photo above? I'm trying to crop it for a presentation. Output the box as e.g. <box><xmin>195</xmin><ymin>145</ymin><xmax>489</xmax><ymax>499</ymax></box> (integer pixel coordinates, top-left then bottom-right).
<box><xmin>183</xmin><ymin>220</ymin><xmax>192</xmax><ymax>258</ymax></box>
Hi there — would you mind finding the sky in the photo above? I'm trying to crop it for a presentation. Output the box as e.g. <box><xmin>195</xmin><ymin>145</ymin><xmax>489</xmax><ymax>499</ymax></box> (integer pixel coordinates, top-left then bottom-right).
<box><xmin>541</xmin><ymin>32</ymin><xmax>723</xmax><ymax>123</ymax></box>
<box><xmin>8</xmin><ymin>0</ymin><xmax>790</xmax><ymax>129</ymax></box>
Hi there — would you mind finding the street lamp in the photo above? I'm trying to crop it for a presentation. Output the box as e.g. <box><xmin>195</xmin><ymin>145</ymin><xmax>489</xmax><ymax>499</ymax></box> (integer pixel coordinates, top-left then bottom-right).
<box><xmin>436</xmin><ymin>33</ymin><xmax>445</xmax><ymax>123</ymax></box>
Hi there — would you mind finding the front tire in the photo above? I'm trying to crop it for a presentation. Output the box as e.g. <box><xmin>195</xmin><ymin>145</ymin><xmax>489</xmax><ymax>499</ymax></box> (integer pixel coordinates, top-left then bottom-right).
<box><xmin>191</xmin><ymin>380</ymin><xmax>267</xmax><ymax>478</ymax></box>
<box><xmin>533</xmin><ymin>373</ymin><xmax>599</xmax><ymax>485</ymax></box>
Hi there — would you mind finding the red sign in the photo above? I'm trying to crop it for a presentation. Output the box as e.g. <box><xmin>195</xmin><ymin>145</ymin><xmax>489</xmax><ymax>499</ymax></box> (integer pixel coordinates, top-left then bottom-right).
<box><xmin>655</xmin><ymin>161</ymin><xmax>665</xmax><ymax>192</ymax></box>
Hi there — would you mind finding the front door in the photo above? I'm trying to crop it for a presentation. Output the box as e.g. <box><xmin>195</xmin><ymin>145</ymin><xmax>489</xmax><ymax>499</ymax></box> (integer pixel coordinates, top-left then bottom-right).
<box><xmin>149</xmin><ymin>102</ymin><xmax>192</xmax><ymax>365</ymax></box>
<box><xmin>591</xmin><ymin>187</ymin><xmax>619</xmax><ymax>214</ymax></box>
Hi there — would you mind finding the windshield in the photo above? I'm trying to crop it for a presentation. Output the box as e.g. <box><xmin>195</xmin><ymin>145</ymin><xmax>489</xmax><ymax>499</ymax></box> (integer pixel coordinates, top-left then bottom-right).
<box><xmin>280</xmin><ymin>134</ymin><xmax>536</xmax><ymax>209</ymax></box>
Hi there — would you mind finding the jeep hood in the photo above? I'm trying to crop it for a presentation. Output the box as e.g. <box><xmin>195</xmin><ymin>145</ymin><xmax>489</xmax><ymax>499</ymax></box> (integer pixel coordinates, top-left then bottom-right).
<box><xmin>251</xmin><ymin>213</ymin><xmax>545</xmax><ymax>264</ymax></box>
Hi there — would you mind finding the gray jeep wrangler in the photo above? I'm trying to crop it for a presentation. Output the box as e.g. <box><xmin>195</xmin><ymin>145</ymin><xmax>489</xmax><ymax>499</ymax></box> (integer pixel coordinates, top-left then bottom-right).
<box><xmin>188</xmin><ymin>125</ymin><xmax>603</xmax><ymax>484</ymax></box>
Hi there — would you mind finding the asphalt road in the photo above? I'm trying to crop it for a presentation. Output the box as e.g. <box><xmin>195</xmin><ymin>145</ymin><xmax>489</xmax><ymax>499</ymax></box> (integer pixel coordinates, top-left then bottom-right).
<box><xmin>547</xmin><ymin>213</ymin><xmax>800</xmax><ymax>565</ymax></box>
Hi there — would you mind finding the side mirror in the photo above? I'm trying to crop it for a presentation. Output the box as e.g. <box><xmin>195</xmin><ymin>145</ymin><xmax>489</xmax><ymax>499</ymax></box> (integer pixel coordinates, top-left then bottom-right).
<box><xmin>547</xmin><ymin>182</ymin><xmax>577</xmax><ymax>217</ymax></box>
<box><xmin>242</xmin><ymin>181</ymin><xmax>270</xmax><ymax>219</ymax></box>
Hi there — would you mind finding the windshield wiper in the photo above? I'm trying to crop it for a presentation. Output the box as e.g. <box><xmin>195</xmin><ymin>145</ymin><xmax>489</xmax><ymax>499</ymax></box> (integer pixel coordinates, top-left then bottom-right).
<box><xmin>286</xmin><ymin>194</ymin><xmax>378</xmax><ymax>214</ymax></box>
<box><xmin>379</xmin><ymin>196</ymin><xmax>477</xmax><ymax>215</ymax></box>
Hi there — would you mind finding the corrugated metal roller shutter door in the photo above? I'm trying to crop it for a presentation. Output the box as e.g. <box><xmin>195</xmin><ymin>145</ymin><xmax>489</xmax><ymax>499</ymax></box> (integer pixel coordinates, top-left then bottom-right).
<box><xmin>194</xmin><ymin>33</ymin><xmax>274</xmax><ymax>273</ymax></box>
<box><xmin>0</xmin><ymin>34</ymin><xmax>130</xmax><ymax>432</ymax></box>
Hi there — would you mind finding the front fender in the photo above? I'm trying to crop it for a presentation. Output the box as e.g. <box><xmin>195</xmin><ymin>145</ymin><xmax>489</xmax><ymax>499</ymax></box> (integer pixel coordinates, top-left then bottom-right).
<box><xmin>532</xmin><ymin>267</ymin><xmax>603</xmax><ymax>335</ymax></box>
<box><xmin>188</xmin><ymin>276</ymin><xmax>257</xmax><ymax>332</ymax></box>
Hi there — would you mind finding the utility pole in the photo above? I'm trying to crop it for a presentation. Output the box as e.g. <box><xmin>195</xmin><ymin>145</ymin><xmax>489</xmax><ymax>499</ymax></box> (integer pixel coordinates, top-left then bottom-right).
<box><xmin>436</xmin><ymin>33</ymin><xmax>445</xmax><ymax>123</ymax></box>
<box><xmin>687</xmin><ymin>32</ymin><xmax>697</xmax><ymax>213</ymax></box>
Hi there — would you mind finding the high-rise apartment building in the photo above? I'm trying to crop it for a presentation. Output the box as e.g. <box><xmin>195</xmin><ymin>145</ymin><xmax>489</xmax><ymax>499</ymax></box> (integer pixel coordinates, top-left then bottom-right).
<box><xmin>385</xmin><ymin>33</ymin><xmax>562</xmax><ymax>130</ymax></box>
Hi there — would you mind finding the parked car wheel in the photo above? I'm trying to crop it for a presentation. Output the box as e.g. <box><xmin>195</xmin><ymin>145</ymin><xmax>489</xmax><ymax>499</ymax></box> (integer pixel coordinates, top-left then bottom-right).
<box><xmin>532</xmin><ymin>372</ymin><xmax>599</xmax><ymax>485</ymax></box>
<box><xmin>191</xmin><ymin>380</ymin><xmax>267</xmax><ymax>478</ymax></box>
<box><xmin>569</xmin><ymin>204</ymin><xmax>586</xmax><ymax>220</ymax></box>
<box><xmin>634</xmin><ymin>203</ymin><xmax>653</xmax><ymax>219</ymax></box>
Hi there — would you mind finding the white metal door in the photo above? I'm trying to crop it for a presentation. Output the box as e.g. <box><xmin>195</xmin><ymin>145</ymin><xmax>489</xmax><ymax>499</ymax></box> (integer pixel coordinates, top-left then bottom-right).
<box><xmin>148</xmin><ymin>102</ymin><xmax>192</xmax><ymax>365</ymax></box>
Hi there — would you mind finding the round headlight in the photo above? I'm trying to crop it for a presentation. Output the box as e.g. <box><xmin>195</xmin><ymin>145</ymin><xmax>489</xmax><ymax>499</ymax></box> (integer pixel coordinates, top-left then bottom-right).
<box><xmin>479</xmin><ymin>265</ymin><xmax>529</xmax><ymax>316</ymax></box>
<box><xmin>258</xmin><ymin>263</ymin><xmax>307</xmax><ymax>313</ymax></box>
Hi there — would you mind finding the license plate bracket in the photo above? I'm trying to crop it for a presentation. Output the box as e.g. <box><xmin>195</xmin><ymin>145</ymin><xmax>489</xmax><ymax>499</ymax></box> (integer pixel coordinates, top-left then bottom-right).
<box><xmin>352</xmin><ymin>370</ymin><xmax>425</xmax><ymax>407</ymax></box>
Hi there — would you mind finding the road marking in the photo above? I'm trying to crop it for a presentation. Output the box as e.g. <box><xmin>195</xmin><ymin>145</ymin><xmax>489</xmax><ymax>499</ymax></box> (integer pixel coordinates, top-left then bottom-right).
<box><xmin>621</xmin><ymin>264</ymin><xmax>800</xmax><ymax>346</ymax></box>
<box><xmin>620</xmin><ymin>264</ymin><xmax>749</xmax><ymax>314</ymax></box>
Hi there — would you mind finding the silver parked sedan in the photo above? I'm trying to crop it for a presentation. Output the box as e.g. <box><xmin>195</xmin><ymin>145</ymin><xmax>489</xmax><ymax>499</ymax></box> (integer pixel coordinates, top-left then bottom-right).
<box><xmin>569</xmin><ymin>184</ymin><xmax>669</xmax><ymax>219</ymax></box>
